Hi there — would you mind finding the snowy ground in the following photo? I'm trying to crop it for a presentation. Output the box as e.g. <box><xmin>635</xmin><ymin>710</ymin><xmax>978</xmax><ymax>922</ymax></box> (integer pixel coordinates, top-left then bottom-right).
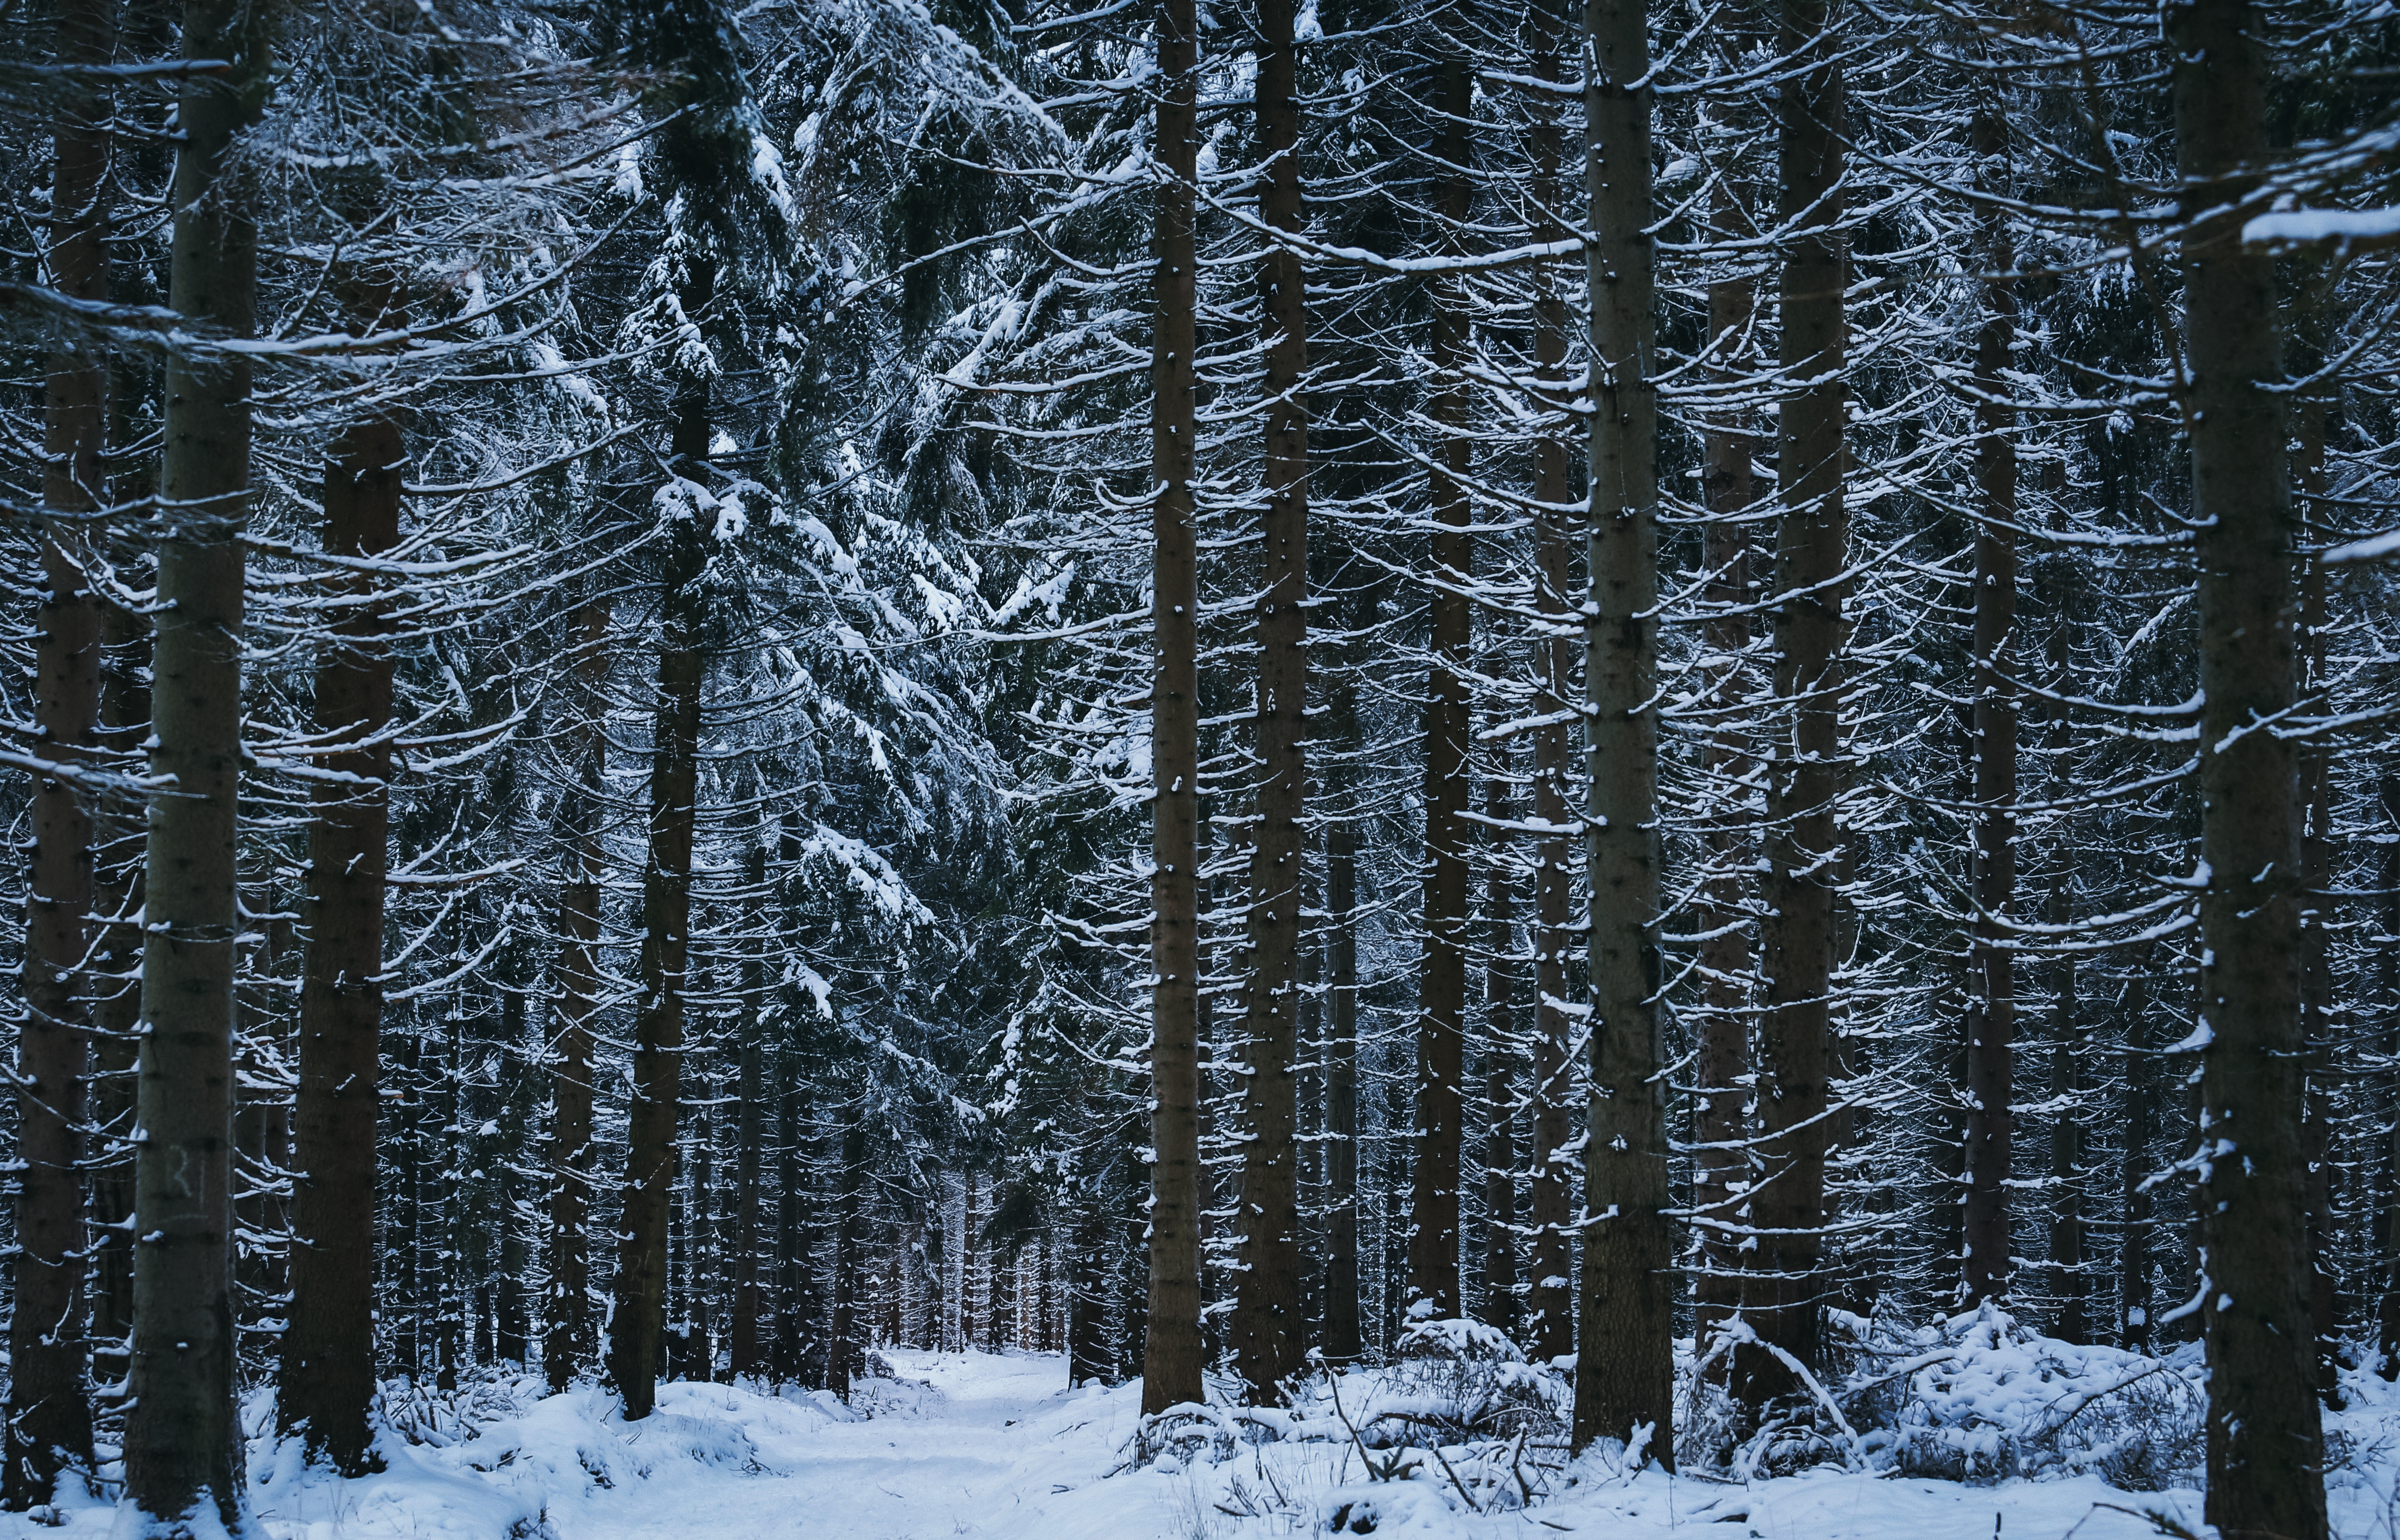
<box><xmin>10</xmin><ymin>1343</ymin><xmax>2396</xmax><ymax>1540</ymax></box>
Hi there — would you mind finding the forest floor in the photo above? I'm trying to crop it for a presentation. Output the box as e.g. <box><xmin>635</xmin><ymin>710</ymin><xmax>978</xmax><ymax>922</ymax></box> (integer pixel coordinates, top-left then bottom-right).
<box><xmin>11</xmin><ymin>1343</ymin><xmax>2396</xmax><ymax>1540</ymax></box>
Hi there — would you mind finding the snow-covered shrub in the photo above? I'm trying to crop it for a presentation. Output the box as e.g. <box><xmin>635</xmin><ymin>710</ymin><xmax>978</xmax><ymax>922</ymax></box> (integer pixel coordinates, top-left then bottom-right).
<box><xmin>1377</xmin><ymin>1317</ymin><xmax>1566</xmax><ymax>1447</ymax></box>
<box><xmin>1865</xmin><ymin>1305</ymin><xmax>2203</xmax><ymax>1489</ymax></box>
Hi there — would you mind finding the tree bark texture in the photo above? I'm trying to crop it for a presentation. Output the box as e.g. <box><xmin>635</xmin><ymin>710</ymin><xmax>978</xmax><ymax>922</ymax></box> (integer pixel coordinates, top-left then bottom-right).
<box><xmin>8</xmin><ymin>0</ymin><xmax>112</xmax><ymax>1502</ymax></box>
<box><xmin>280</xmin><ymin>264</ymin><xmax>404</xmax><ymax>1474</ymax></box>
<box><xmin>731</xmin><ymin>835</ymin><xmax>769</xmax><ymax>1380</ymax></box>
<box><xmin>1231</xmin><ymin>0</ymin><xmax>1309</xmax><ymax>1403</ymax></box>
<box><xmin>1410</xmin><ymin>47</ymin><xmax>1473</xmax><ymax>1324</ymax></box>
<box><xmin>543</xmin><ymin>601</ymin><xmax>609</xmax><ymax>1391</ymax></box>
<box><xmin>2171</xmin><ymin>0</ymin><xmax>2328</xmax><ymax>1530</ymax></box>
<box><xmin>1961</xmin><ymin>111</ymin><xmax>2017</xmax><ymax>1311</ymax></box>
<box><xmin>1576</xmin><ymin>0</ymin><xmax>1673</xmax><ymax>1459</ymax></box>
<box><xmin>1524</xmin><ymin>8</ymin><xmax>1579</xmax><ymax>1366</ymax></box>
<box><xmin>1142</xmin><ymin>0</ymin><xmax>1206</xmax><ymax>1415</ymax></box>
<box><xmin>1694</xmin><ymin>247</ymin><xmax>1756</xmax><ymax>1379</ymax></box>
<box><xmin>1322</xmin><ymin>686</ymin><xmax>1363</xmax><ymax>1364</ymax></box>
<box><xmin>1741</xmin><ymin>0</ymin><xmax>1845</xmax><ymax>1415</ymax></box>
<box><xmin>1481</xmin><ymin>776</ymin><xmax>1520</xmax><ymax>1337</ymax></box>
<box><xmin>611</xmin><ymin>264</ymin><xmax>714</xmax><ymax>1420</ymax></box>
<box><xmin>124</xmin><ymin>3</ymin><xmax>274</xmax><ymax>1530</ymax></box>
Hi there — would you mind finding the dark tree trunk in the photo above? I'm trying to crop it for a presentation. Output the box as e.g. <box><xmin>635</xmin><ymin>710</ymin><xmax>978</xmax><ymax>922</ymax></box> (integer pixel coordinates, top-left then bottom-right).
<box><xmin>1411</xmin><ymin>47</ymin><xmax>1473</xmax><ymax>1324</ymax></box>
<box><xmin>1142</xmin><ymin>0</ymin><xmax>1206</xmax><ymax>1417</ymax></box>
<box><xmin>1961</xmin><ymin>111</ymin><xmax>2018</xmax><ymax>1310</ymax></box>
<box><xmin>2378</xmin><ymin>775</ymin><xmax>2400</xmax><ymax>1376</ymax></box>
<box><xmin>1481</xmin><ymin>773</ymin><xmax>1519</xmax><ymax>1337</ymax></box>
<box><xmin>1230</xmin><ymin>0</ymin><xmax>1310</xmax><ymax>1404</ymax></box>
<box><xmin>2047</xmin><ymin>864</ymin><xmax>2084</xmax><ymax>1343</ymax></box>
<box><xmin>2121</xmin><ymin>975</ymin><xmax>2155</xmax><ymax>1353</ymax></box>
<box><xmin>1322</xmin><ymin>705</ymin><xmax>1362</xmax><ymax>1363</ymax></box>
<box><xmin>1694</xmin><ymin>239</ymin><xmax>1756</xmax><ymax>1381</ymax></box>
<box><xmin>2173</xmin><ymin>0</ymin><xmax>2327</xmax><ymax>1529</ymax></box>
<box><xmin>611</xmin><ymin>265</ymin><xmax>714</xmax><ymax>1421</ymax></box>
<box><xmin>1576</xmin><ymin>0</ymin><xmax>1672</xmax><ymax>1458</ymax></box>
<box><xmin>731</xmin><ymin>836</ymin><xmax>768</xmax><ymax>1380</ymax></box>
<box><xmin>2295</xmin><ymin>406</ymin><xmax>2340</xmax><ymax>1399</ymax></box>
<box><xmin>7</xmin><ymin>0</ymin><xmax>112</xmax><ymax>1502</ymax></box>
<box><xmin>280</xmin><ymin>262</ymin><xmax>404</xmax><ymax>1474</ymax></box>
<box><xmin>1740</xmin><ymin>0</ymin><xmax>1845</xmax><ymax>1416</ymax></box>
<box><xmin>542</xmin><ymin>600</ymin><xmax>609</xmax><ymax>1392</ymax></box>
<box><xmin>1524</xmin><ymin>7</ymin><xmax>1579</xmax><ymax>1366</ymax></box>
<box><xmin>90</xmin><ymin>598</ymin><xmax>149</xmax><ymax>1390</ymax></box>
<box><xmin>123</xmin><ymin>4</ymin><xmax>274</xmax><ymax>1530</ymax></box>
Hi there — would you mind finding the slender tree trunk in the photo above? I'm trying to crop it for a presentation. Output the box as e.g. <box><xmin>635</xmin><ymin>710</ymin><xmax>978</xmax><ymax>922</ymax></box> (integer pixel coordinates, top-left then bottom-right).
<box><xmin>1740</xmin><ymin>0</ymin><xmax>1845</xmax><ymax>1416</ymax></box>
<box><xmin>122</xmin><ymin>5</ymin><xmax>274</xmax><ymax>1530</ymax></box>
<box><xmin>91</xmin><ymin>598</ymin><xmax>150</xmax><ymax>1390</ymax></box>
<box><xmin>280</xmin><ymin>261</ymin><xmax>404</xmax><ymax>1473</ymax></box>
<box><xmin>2378</xmin><ymin>775</ymin><xmax>2400</xmax><ymax>1376</ymax></box>
<box><xmin>775</xmin><ymin>1033</ymin><xmax>804</xmax><ymax>1377</ymax></box>
<box><xmin>731</xmin><ymin>835</ymin><xmax>768</xmax><ymax>1380</ymax></box>
<box><xmin>7</xmin><ymin>0</ymin><xmax>113</xmax><ymax>1503</ymax></box>
<box><xmin>542</xmin><ymin>601</ymin><xmax>608</xmax><ymax>1392</ymax></box>
<box><xmin>1143</xmin><ymin>0</ymin><xmax>1206</xmax><ymax>1417</ymax></box>
<box><xmin>1524</xmin><ymin>8</ymin><xmax>1579</xmax><ymax>1366</ymax></box>
<box><xmin>1482</xmin><ymin>772</ymin><xmax>1520</xmax><ymax>1337</ymax></box>
<box><xmin>1322</xmin><ymin>706</ymin><xmax>1362</xmax><ymax>1364</ymax></box>
<box><xmin>2121</xmin><ymin>975</ymin><xmax>2155</xmax><ymax>1353</ymax></box>
<box><xmin>611</xmin><ymin>264</ymin><xmax>714</xmax><ymax>1421</ymax></box>
<box><xmin>2173</xmin><ymin>1</ymin><xmax>2326</xmax><ymax>1529</ymax></box>
<box><xmin>2295</xmin><ymin>405</ymin><xmax>2339</xmax><ymax>1399</ymax></box>
<box><xmin>1577</xmin><ymin>0</ymin><xmax>1671</xmax><ymax>1458</ymax></box>
<box><xmin>1411</xmin><ymin>46</ymin><xmax>1473</xmax><ymax>1324</ymax></box>
<box><xmin>2047</xmin><ymin>864</ymin><xmax>2084</xmax><ymax>1343</ymax></box>
<box><xmin>1230</xmin><ymin>0</ymin><xmax>1310</xmax><ymax>1403</ymax></box>
<box><xmin>1694</xmin><ymin>244</ymin><xmax>1756</xmax><ymax>1381</ymax></box>
<box><xmin>1961</xmin><ymin>111</ymin><xmax>2017</xmax><ymax>1310</ymax></box>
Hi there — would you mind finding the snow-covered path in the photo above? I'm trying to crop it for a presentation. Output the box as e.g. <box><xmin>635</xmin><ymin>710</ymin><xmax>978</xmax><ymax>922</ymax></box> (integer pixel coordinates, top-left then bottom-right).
<box><xmin>15</xmin><ymin>1348</ymin><xmax>2381</xmax><ymax>1540</ymax></box>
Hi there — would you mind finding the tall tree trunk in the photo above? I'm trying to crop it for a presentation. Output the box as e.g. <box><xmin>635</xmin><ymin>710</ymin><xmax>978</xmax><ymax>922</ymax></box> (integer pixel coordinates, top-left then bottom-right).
<box><xmin>2121</xmin><ymin>974</ymin><xmax>2155</xmax><ymax>1353</ymax></box>
<box><xmin>1322</xmin><ymin>699</ymin><xmax>1362</xmax><ymax>1363</ymax></box>
<box><xmin>731</xmin><ymin>834</ymin><xmax>768</xmax><ymax>1380</ymax></box>
<box><xmin>279</xmin><ymin>261</ymin><xmax>404</xmax><ymax>1474</ymax></box>
<box><xmin>1577</xmin><ymin>0</ymin><xmax>1671</xmax><ymax>1458</ymax></box>
<box><xmin>1523</xmin><ymin>5</ymin><xmax>1579</xmax><ymax>1367</ymax></box>
<box><xmin>1143</xmin><ymin>0</ymin><xmax>1206</xmax><ymax>1417</ymax></box>
<box><xmin>1481</xmin><ymin>772</ymin><xmax>1520</xmax><ymax>1337</ymax></box>
<box><xmin>1411</xmin><ymin>46</ymin><xmax>1473</xmax><ymax>1324</ymax></box>
<box><xmin>542</xmin><ymin>600</ymin><xmax>609</xmax><ymax>1392</ymax></box>
<box><xmin>1230</xmin><ymin>0</ymin><xmax>1310</xmax><ymax>1403</ymax></box>
<box><xmin>1961</xmin><ymin>110</ymin><xmax>2017</xmax><ymax>1310</ymax></box>
<box><xmin>91</xmin><ymin>598</ymin><xmax>150</xmax><ymax>1391</ymax></box>
<box><xmin>2173</xmin><ymin>0</ymin><xmax>2327</xmax><ymax>1529</ymax></box>
<box><xmin>611</xmin><ymin>264</ymin><xmax>714</xmax><ymax>1421</ymax></box>
<box><xmin>123</xmin><ymin>4</ymin><xmax>274</xmax><ymax>1530</ymax></box>
<box><xmin>2295</xmin><ymin>404</ymin><xmax>2339</xmax><ymax>1399</ymax></box>
<box><xmin>1694</xmin><ymin>240</ymin><xmax>1756</xmax><ymax>1382</ymax></box>
<box><xmin>2047</xmin><ymin>863</ymin><xmax>2084</xmax><ymax>1343</ymax></box>
<box><xmin>8</xmin><ymin>0</ymin><xmax>113</xmax><ymax>1503</ymax></box>
<box><xmin>1740</xmin><ymin>0</ymin><xmax>1845</xmax><ymax>1416</ymax></box>
<box><xmin>2378</xmin><ymin>775</ymin><xmax>2400</xmax><ymax>1376</ymax></box>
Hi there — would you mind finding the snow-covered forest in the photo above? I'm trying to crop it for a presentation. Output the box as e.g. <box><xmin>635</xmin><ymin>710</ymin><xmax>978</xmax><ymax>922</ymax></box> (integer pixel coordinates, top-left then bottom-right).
<box><xmin>0</xmin><ymin>0</ymin><xmax>2393</xmax><ymax>1535</ymax></box>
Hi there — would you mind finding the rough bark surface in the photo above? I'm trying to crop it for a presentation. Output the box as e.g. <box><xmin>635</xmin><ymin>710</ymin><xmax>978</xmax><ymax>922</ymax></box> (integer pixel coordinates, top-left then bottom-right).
<box><xmin>1524</xmin><ymin>7</ymin><xmax>1579</xmax><ymax>1365</ymax></box>
<box><xmin>124</xmin><ymin>4</ymin><xmax>274</xmax><ymax>1530</ymax></box>
<box><xmin>1576</xmin><ymin>0</ymin><xmax>1673</xmax><ymax>1458</ymax></box>
<box><xmin>1961</xmin><ymin>111</ymin><xmax>2017</xmax><ymax>1310</ymax></box>
<box><xmin>1142</xmin><ymin>0</ymin><xmax>1206</xmax><ymax>1415</ymax></box>
<box><xmin>611</xmin><ymin>266</ymin><xmax>714</xmax><ymax>1420</ymax></box>
<box><xmin>1741</xmin><ymin>0</ymin><xmax>1845</xmax><ymax>1415</ymax></box>
<box><xmin>543</xmin><ymin>601</ymin><xmax>609</xmax><ymax>1391</ymax></box>
<box><xmin>1322</xmin><ymin>683</ymin><xmax>1363</xmax><ymax>1364</ymax></box>
<box><xmin>1410</xmin><ymin>48</ymin><xmax>1473</xmax><ymax>1323</ymax></box>
<box><xmin>1231</xmin><ymin>0</ymin><xmax>1309</xmax><ymax>1403</ymax></box>
<box><xmin>8</xmin><ymin>0</ymin><xmax>111</xmax><ymax>1502</ymax></box>
<box><xmin>280</xmin><ymin>266</ymin><xmax>404</xmax><ymax>1474</ymax></box>
<box><xmin>2172</xmin><ymin>0</ymin><xmax>2328</xmax><ymax>1530</ymax></box>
